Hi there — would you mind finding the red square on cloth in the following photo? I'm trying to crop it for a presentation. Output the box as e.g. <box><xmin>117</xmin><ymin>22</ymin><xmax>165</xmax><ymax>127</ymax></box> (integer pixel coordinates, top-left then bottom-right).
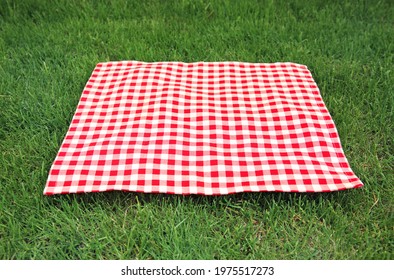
<box><xmin>44</xmin><ymin>61</ymin><xmax>363</xmax><ymax>195</ymax></box>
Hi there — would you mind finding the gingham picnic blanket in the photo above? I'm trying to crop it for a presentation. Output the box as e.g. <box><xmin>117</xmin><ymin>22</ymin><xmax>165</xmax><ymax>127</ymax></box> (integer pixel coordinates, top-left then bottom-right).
<box><xmin>44</xmin><ymin>61</ymin><xmax>363</xmax><ymax>195</ymax></box>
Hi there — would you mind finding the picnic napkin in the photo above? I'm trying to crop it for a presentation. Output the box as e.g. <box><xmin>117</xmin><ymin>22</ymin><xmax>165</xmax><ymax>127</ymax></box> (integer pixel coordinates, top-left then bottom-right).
<box><xmin>44</xmin><ymin>61</ymin><xmax>363</xmax><ymax>195</ymax></box>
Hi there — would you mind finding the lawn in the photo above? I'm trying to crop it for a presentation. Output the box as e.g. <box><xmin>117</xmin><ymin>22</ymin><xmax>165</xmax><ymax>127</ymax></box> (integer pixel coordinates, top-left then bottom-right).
<box><xmin>0</xmin><ymin>0</ymin><xmax>393</xmax><ymax>259</ymax></box>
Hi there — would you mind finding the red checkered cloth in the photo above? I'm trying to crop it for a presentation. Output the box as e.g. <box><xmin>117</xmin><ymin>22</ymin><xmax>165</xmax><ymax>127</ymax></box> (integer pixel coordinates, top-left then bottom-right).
<box><xmin>44</xmin><ymin>61</ymin><xmax>363</xmax><ymax>195</ymax></box>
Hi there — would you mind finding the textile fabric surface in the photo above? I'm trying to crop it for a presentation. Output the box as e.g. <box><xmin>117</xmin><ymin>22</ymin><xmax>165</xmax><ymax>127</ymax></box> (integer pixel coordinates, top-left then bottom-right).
<box><xmin>44</xmin><ymin>61</ymin><xmax>363</xmax><ymax>195</ymax></box>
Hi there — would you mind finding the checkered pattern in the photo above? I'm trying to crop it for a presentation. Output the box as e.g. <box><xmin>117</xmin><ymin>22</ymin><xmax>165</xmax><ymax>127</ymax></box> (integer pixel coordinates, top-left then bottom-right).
<box><xmin>44</xmin><ymin>61</ymin><xmax>363</xmax><ymax>195</ymax></box>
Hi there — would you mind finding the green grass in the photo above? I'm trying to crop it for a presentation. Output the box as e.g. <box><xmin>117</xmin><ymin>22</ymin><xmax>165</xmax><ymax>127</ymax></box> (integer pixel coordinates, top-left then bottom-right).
<box><xmin>0</xmin><ymin>0</ymin><xmax>393</xmax><ymax>260</ymax></box>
